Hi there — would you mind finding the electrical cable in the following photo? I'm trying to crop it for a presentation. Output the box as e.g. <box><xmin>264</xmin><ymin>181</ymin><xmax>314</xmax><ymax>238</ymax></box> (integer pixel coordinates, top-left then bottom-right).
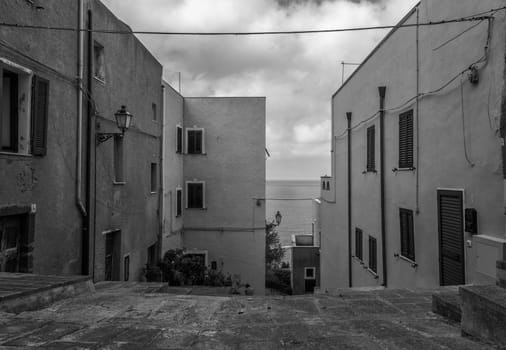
<box><xmin>433</xmin><ymin>20</ymin><xmax>484</xmax><ymax>51</ymax></box>
<box><xmin>0</xmin><ymin>13</ymin><xmax>501</xmax><ymax>36</ymax></box>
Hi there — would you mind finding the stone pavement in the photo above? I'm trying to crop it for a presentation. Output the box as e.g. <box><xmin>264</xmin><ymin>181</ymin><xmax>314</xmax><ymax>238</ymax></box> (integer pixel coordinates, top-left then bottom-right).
<box><xmin>0</xmin><ymin>282</ymin><xmax>500</xmax><ymax>349</ymax></box>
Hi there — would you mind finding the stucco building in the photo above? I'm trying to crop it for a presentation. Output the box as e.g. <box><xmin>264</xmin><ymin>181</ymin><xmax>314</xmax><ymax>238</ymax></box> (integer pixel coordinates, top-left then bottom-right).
<box><xmin>320</xmin><ymin>0</ymin><xmax>506</xmax><ymax>290</ymax></box>
<box><xmin>162</xmin><ymin>87</ymin><xmax>266</xmax><ymax>294</ymax></box>
<box><xmin>0</xmin><ymin>0</ymin><xmax>163</xmax><ymax>282</ymax></box>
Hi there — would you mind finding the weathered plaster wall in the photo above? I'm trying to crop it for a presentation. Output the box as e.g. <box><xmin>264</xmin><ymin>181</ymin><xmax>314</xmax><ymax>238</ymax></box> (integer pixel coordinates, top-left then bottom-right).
<box><xmin>324</xmin><ymin>0</ymin><xmax>506</xmax><ymax>289</ymax></box>
<box><xmin>182</xmin><ymin>97</ymin><xmax>266</xmax><ymax>294</ymax></box>
<box><xmin>89</xmin><ymin>0</ymin><xmax>163</xmax><ymax>281</ymax></box>
<box><xmin>162</xmin><ymin>82</ymin><xmax>184</xmax><ymax>254</ymax></box>
<box><xmin>0</xmin><ymin>0</ymin><xmax>82</xmax><ymax>275</ymax></box>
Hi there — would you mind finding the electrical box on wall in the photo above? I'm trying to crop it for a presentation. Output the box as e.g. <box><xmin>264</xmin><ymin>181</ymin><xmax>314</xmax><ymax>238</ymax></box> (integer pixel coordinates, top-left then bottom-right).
<box><xmin>465</xmin><ymin>208</ymin><xmax>477</xmax><ymax>234</ymax></box>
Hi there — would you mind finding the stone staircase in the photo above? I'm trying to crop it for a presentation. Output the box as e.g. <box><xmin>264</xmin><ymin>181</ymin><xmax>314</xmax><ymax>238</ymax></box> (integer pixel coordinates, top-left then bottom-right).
<box><xmin>432</xmin><ymin>260</ymin><xmax>506</xmax><ymax>346</ymax></box>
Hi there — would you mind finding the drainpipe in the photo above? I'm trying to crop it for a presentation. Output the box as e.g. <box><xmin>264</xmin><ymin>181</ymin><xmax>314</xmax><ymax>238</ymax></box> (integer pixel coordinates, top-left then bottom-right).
<box><xmin>86</xmin><ymin>8</ymin><xmax>95</xmax><ymax>281</ymax></box>
<box><xmin>346</xmin><ymin>112</ymin><xmax>352</xmax><ymax>288</ymax></box>
<box><xmin>158</xmin><ymin>84</ymin><xmax>165</xmax><ymax>260</ymax></box>
<box><xmin>76</xmin><ymin>0</ymin><xmax>89</xmax><ymax>275</ymax></box>
<box><xmin>378</xmin><ymin>86</ymin><xmax>388</xmax><ymax>288</ymax></box>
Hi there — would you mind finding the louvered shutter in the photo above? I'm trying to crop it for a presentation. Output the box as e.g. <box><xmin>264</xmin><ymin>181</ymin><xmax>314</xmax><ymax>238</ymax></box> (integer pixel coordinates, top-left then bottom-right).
<box><xmin>369</xmin><ymin>236</ymin><xmax>377</xmax><ymax>273</ymax></box>
<box><xmin>438</xmin><ymin>190</ymin><xmax>465</xmax><ymax>286</ymax></box>
<box><xmin>31</xmin><ymin>75</ymin><xmax>49</xmax><ymax>156</ymax></box>
<box><xmin>355</xmin><ymin>228</ymin><xmax>363</xmax><ymax>260</ymax></box>
<box><xmin>367</xmin><ymin>126</ymin><xmax>375</xmax><ymax>171</ymax></box>
<box><xmin>399</xmin><ymin>110</ymin><xmax>413</xmax><ymax>168</ymax></box>
<box><xmin>400</xmin><ymin>209</ymin><xmax>415</xmax><ymax>261</ymax></box>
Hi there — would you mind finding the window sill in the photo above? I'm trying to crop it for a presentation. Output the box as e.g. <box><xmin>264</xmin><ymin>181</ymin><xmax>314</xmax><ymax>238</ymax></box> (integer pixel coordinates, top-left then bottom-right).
<box><xmin>185</xmin><ymin>152</ymin><xmax>207</xmax><ymax>156</ymax></box>
<box><xmin>150</xmin><ymin>191</ymin><xmax>158</xmax><ymax>195</ymax></box>
<box><xmin>113</xmin><ymin>181</ymin><xmax>126</xmax><ymax>186</ymax></box>
<box><xmin>185</xmin><ymin>207</ymin><xmax>207</xmax><ymax>210</ymax></box>
<box><xmin>394</xmin><ymin>253</ymin><xmax>418</xmax><ymax>268</ymax></box>
<box><xmin>0</xmin><ymin>151</ymin><xmax>33</xmax><ymax>158</ymax></box>
<box><xmin>352</xmin><ymin>256</ymin><xmax>364</xmax><ymax>264</ymax></box>
<box><xmin>362</xmin><ymin>169</ymin><xmax>377</xmax><ymax>174</ymax></box>
<box><xmin>365</xmin><ymin>267</ymin><xmax>379</xmax><ymax>279</ymax></box>
<box><xmin>392</xmin><ymin>167</ymin><xmax>416</xmax><ymax>173</ymax></box>
<box><xmin>94</xmin><ymin>76</ymin><xmax>106</xmax><ymax>85</ymax></box>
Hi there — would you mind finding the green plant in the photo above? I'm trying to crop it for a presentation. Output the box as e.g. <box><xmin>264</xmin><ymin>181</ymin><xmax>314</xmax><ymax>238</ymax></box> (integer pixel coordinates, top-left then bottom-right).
<box><xmin>143</xmin><ymin>263</ymin><xmax>162</xmax><ymax>282</ymax></box>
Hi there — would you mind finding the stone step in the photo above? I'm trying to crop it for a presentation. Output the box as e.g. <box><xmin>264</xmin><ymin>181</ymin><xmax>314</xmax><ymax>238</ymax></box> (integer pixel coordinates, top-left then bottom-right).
<box><xmin>0</xmin><ymin>273</ymin><xmax>94</xmax><ymax>314</ymax></box>
<box><xmin>460</xmin><ymin>284</ymin><xmax>506</xmax><ymax>345</ymax></box>
<box><xmin>431</xmin><ymin>289</ymin><xmax>462</xmax><ymax>323</ymax></box>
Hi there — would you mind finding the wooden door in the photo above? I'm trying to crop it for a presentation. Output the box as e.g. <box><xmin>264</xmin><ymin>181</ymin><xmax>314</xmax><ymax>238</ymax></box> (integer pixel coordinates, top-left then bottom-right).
<box><xmin>437</xmin><ymin>190</ymin><xmax>465</xmax><ymax>286</ymax></box>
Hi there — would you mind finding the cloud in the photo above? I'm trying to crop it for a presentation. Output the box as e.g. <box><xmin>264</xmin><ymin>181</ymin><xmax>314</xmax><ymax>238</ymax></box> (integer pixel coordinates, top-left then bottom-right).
<box><xmin>102</xmin><ymin>0</ymin><xmax>419</xmax><ymax>179</ymax></box>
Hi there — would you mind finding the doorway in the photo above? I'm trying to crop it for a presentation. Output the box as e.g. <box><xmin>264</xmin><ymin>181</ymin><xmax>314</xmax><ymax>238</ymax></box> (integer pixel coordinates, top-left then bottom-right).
<box><xmin>104</xmin><ymin>230</ymin><xmax>121</xmax><ymax>281</ymax></box>
<box><xmin>437</xmin><ymin>190</ymin><xmax>465</xmax><ymax>286</ymax></box>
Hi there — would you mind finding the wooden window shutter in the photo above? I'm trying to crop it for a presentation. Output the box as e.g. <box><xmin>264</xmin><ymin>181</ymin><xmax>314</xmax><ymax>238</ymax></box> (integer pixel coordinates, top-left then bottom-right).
<box><xmin>369</xmin><ymin>236</ymin><xmax>377</xmax><ymax>273</ymax></box>
<box><xmin>399</xmin><ymin>110</ymin><xmax>413</xmax><ymax>168</ymax></box>
<box><xmin>31</xmin><ymin>75</ymin><xmax>49</xmax><ymax>156</ymax></box>
<box><xmin>367</xmin><ymin>126</ymin><xmax>375</xmax><ymax>171</ymax></box>
<box><xmin>355</xmin><ymin>228</ymin><xmax>363</xmax><ymax>260</ymax></box>
<box><xmin>400</xmin><ymin>208</ymin><xmax>415</xmax><ymax>261</ymax></box>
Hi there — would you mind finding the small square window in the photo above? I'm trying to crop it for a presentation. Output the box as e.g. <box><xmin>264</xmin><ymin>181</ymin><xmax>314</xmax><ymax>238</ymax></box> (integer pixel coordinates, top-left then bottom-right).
<box><xmin>304</xmin><ymin>267</ymin><xmax>316</xmax><ymax>280</ymax></box>
<box><xmin>150</xmin><ymin>163</ymin><xmax>158</xmax><ymax>193</ymax></box>
<box><xmin>187</xmin><ymin>182</ymin><xmax>205</xmax><ymax>209</ymax></box>
<box><xmin>94</xmin><ymin>42</ymin><xmax>105</xmax><ymax>82</ymax></box>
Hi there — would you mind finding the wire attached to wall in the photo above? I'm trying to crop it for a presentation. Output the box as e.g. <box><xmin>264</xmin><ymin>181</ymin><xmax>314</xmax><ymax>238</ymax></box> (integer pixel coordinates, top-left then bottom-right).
<box><xmin>460</xmin><ymin>74</ymin><xmax>475</xmax><ymax>167</ymax></box>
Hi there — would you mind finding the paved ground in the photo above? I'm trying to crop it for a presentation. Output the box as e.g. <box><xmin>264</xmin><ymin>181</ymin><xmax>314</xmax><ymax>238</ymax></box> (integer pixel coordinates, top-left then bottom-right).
<box><xmin>0</xmin><ymin>273</ymin><xmax>90</xmax><ymax>302</ymax></box>
<box><xmin>0</xmin><ymin>282</ymin><xmax>499</xmax><ymax>349</ymax></box>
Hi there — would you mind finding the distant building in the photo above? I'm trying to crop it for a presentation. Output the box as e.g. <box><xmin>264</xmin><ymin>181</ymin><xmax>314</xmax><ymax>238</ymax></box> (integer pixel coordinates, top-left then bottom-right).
<box><xmin>162</xmin><ymin>87</ymin><xmax>266</xmax><ymax>294</ymax></box>
<box><xmin>319</xmin><ymin>0</ymin><xmax>506</xmax><ymax>290</ymax></box>
<box><xmin>285</xmin><ymin>234</ymin><xmax>320</xmax><ymax>295</ymax></box>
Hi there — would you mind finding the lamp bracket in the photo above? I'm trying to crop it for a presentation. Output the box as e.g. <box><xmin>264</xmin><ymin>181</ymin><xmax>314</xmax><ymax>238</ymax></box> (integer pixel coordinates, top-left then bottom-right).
<box><xmin>96</xmin><ymin>132</ymin><xmax>122</xmax><ymax>145</ymax></box>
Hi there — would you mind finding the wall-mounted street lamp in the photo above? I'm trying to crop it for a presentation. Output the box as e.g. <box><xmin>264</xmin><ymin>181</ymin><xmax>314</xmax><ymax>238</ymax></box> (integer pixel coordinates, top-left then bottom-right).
<box><xmin>96</xmin><ymin>105</ymin><xmax>133</xmax><ymax>144</ymax></box>
<box><xmin>275</xmin><ymin>211</ymin><xmax>282</xmax><ymax>226</ymax></box>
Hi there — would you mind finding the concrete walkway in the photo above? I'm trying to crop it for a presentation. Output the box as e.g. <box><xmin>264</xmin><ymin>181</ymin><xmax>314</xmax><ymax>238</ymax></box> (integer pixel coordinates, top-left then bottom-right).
<box><xmin>0</xmin><ymin>282</ymin><xmax>498</xmax><ymax>349</ymax></box>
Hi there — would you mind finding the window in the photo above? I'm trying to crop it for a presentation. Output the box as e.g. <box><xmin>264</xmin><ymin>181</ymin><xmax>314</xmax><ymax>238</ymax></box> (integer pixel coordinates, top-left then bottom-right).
<box><xmin>326</xmin><ymin>182</ymin><xmax>330</xmax><ymax>191</ymax></box>
<box><xmin>368</xmin><ymin>236</ymin><xmax>377</xmax><ymax>273</ymax></box>
<box><xmin>400</xmin><ymin>208</ymin><xmax>415</xmax><ymax>261</ymax></box>
<box><xmin>1</xmin><ymin>70</ymin><xmax>18</xmax><ymax>152</ymax></box>
<box><xmin>94</xmin><ymin>42</ymin><xmax>105</xmax><ymax>81</ymax></box>
<box><xmin>0</xmin><ymin>59</ymin><xmax>48</xmax><ymax>156</ymax></box>
<box><xmin>114</xmin><ymin>135</ymin><xmax>124</xmax><ymax>183</ymax></box>
<box><xmin>176</xmin><ymin>125</ymin><xmax>183</xmax><ymax>153</ymax></box>
<box><xmin>150</xmin><ymin>163</ymin><xmax>158</xmax><ymax>193</ymax></box>
<box><xmin>186</xmin><ymin>128</ymin><xmax>204</xmax><ymax>154</ymax></box>
<box><xmin>399</xmin><ymin>110</ymin><xmax>414</xmax><ymax>169</ymax></box>
<box><xmin>366</xmin><ymin>125</ymin><xmax>375</xmax><ymax>171</ymax></box>
<box><xmin>304</xmin><ymin>267</ymin><xmax>316</xmax><ymax>280</ymax></box>
<box><xmin>124</xmin><ymin>255</ymin><xmax>130</xmax><ymax>281</ymax></box>
<box><xmin>152</xmin><ymin>103</ymin><xmax>157</xmax><ymax>121</ymax></box>
<box><xmin>355</xmin><ymin>228</ymin><xmax>363</xmax><ymax>261</ymax></box>
<box><xmin>187</xmin><ymin>181</ymin><xmax>205</xmax><ymax>209</ymax></box>
<box><xmin>211</xmin><ymin>261</ymin><xmax>217</xmax><ymax>270</ymax></box>
<box><xmin>176</xmin><ymin>188</ymin><xmax>182</xmax><ymax>217</ymax></box>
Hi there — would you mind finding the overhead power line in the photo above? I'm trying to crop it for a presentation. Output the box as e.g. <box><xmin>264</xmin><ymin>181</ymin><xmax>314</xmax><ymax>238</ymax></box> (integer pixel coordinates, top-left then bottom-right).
<box><xmin>0</xmin><ymin>9</ymin><xmax>503</xmax><ymax>36</ymax></box>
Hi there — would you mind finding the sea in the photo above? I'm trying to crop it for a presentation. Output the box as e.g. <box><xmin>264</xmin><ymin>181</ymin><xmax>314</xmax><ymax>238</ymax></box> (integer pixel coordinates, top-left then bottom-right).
<box><xmin>266</xmin><ymin>180</ymin><xmax>321</xmax><ymax>247</ymax></box>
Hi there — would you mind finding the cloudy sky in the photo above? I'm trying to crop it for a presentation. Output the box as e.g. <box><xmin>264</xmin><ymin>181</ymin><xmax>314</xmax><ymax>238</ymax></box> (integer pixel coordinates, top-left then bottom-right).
<box><xmin>102</xmin><ymin>0</ymin><xmax>418</xmax><ymax>180</ymax></box>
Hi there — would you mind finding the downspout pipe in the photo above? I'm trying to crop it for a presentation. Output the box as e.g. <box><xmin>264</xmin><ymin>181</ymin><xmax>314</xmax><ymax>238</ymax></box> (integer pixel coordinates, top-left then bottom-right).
<box><xmin>76</xmin><ymin>0</ymin><xmax>89</xmax><ymax>276</ymax></box>
<box><xmin>158</xmin><ymin>84</ymin><xmax>165</xmax><ymax>260</ymax></box>
<box><xmin>86</xmin><ymin>8</ymin><xmax>95</xmax><ymax>281</ymax></box>
<box><xmin>378</xmin><ymin>86</ymin><xmax>388</xmax><ymax>287</ymax></box>
<box><xmin>346</xmin><ymin>112</ymin><xmax>352</xmax><ymax>288</ymax></box>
